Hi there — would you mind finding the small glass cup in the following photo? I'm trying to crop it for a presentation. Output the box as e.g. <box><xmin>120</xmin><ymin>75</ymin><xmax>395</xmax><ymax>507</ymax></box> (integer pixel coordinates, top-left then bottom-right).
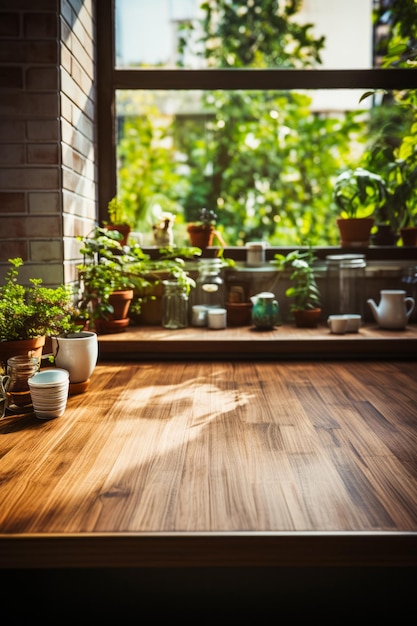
<box><xmin>5</xmin><ymin>355</ymin><xmax>40</xmax><ymax>414</ymax></box>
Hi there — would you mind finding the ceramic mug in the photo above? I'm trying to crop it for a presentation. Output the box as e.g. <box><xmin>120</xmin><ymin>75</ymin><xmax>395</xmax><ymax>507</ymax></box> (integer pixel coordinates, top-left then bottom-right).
<box><xmin>327</xmin><ymin>315</ymin><xmax>348</xmax><ymax>334</ymax></box>
<box><xmin>344</xmin><ymin>314</ymin><xmax>362</xmax><ymax>333</ymax></box>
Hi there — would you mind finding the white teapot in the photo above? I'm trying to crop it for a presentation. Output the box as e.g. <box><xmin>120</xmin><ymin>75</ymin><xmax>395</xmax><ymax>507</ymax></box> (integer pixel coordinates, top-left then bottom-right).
<box><xmin>367</xmin><ymin>289</ymin><xmax>415</xmax><ymax>330</ymax></box>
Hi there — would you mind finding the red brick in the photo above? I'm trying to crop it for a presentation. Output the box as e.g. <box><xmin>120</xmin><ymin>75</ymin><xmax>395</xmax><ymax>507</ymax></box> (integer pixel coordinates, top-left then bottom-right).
<box><xmin>24</xmin><ymin>13</ymin><xmax>57</xmax><ymax>39</ymax></box>
<box><xmin>0</xmin><ymin>144</ymin><xmax>25</xmax><ymax>165</ymax></box>
<box><xmin>0</xmin><ymin>240</ymin><xmax>28</xmax><ymax>262</ymax></box>
<box><xmin>0</xmin><ymin>192</ymin><xmax>25</xmax><ymax>212</ymax></box>
<box><xmin>0</xmin><ymin>215</ymin><xmax>62</xmax><ymax>237</ymax></box>
<box><xmin>27</xmin><ymin>144</ymin><xmax>59</xmax><ymax>165</ymax></box>
<box><xmin>26</xmin><ymin>67</ymin><xmax>58</xmax><ymax>90</ymax></box>
<box><xmin>0</xmin><ymin>67</ymin><xmax>23</xmax><ymax>89</ymax></box>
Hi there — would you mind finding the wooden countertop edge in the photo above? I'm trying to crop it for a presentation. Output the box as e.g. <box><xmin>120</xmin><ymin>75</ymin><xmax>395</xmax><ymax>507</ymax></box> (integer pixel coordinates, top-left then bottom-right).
<box><xmin>1</xmin><ymin>532</ymin><xmax>416</xmax><ymax>569</ymax></box>
<box><xmin>97</xmin><ymin>326</ymin><xmax>417</xmax><ymax>359</ymax></box>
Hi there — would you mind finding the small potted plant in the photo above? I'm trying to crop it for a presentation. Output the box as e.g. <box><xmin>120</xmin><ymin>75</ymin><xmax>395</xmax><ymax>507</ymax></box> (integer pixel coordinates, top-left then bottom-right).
<box><xmin>186</xmin><ymin>207</ymin><xmax>227</xmax><ymax>249</ymax></box>
<box><xmin>0</xmin><ymin>257</ymin><xmax>77</xmax><ymax>369</ymax></box>
<box><xmin>272</xmin><ymin>248</ymin><xmax>322</xmax><ymax>327</ymax></box>
<box><xmin>104</xmin><ymin>196</ymin><xmax>132</xmax><ymax>246</ymax></box>
<box><xmin>333</xmin><ymin>167</ymin><xmax>387</xmax><ymax>248</ymax></box>
<box><xmin>77</xmin><ymin>227</ymin><xmax>136</xmax><ymax>334</ymax></box>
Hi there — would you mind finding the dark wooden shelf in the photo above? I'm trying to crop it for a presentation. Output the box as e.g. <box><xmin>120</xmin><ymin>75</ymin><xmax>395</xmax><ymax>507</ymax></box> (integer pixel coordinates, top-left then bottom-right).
<box><xmin>97</xmin><ymin>323</ymin><xmax>417</xmax><ymax>360</ymax></box>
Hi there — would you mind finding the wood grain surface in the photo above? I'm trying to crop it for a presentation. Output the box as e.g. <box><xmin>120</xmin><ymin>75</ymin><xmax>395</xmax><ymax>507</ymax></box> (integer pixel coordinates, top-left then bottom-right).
<box><xmin>1</xmin><ymin>359</ymin><xmax>416</xmax><ymax>567</ymax></box>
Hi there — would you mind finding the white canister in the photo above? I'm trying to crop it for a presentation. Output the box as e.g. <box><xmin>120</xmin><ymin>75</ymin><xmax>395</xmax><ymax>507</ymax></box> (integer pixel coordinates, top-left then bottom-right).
<box><xmin>191</xmin><ymin>305</ymin><xmax>208</xmax><ymax>327</ymax></box>
<box><xmin>51</xmin><ymin>331</ymin><xmax>98</xmax><ymax>383</ymax></box>
<box><xmin>246</xmin><ymin>242</ymin><xmax>266</xmax><ymax>266</ymax></box>
<box><xmin>207</xmin><ymin>307</ymin><xmax>227</xmax><ymax>330</ymax></box>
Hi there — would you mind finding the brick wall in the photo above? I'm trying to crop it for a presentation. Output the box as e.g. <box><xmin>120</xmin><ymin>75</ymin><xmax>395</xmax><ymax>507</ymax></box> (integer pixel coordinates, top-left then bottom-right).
<box><xmin>0</xmin><ymin>0</ymin><xmax>97</xmax><ymax>286</ymax></box>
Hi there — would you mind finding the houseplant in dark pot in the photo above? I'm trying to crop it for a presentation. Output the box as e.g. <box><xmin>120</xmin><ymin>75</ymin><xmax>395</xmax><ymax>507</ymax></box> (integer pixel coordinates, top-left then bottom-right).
<box><xmin>0</xmin><ymin>257</ymin><xmax>76</xmax><ymax>371</ymax></box>
<box><xmin>272</xmin><ymin>248</ymin><xmax>322</xmax><ymax>328</ymax></box>
<box><xmin>333</xmin><ymin>167</ymin><xmax>387</xmax><ymax>248</ymax></box>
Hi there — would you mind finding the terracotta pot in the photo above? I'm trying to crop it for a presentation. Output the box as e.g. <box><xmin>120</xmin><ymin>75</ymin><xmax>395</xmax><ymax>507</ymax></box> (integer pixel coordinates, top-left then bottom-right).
<box><xmin>108</xmin><ymin>289</ymin><xmax>134</xmax><ymax>320</ymax></box>
<box><xmin>0</xmin><ymin>336</ymin><xmax>45</xmax><ymax>373</ymax></box>
<box><xmin>293</xmin><ymin>308</ymin><xmax>322</xmax><ymax>328</ymax></box>
<box><xmin>105</xmin><ymin>224</ymin><xmax>131</xmax><ymax>246</ymax></box>
<box><xmin>400</xmin><ymin>226</ymin><xmax>417</xmax><ymax>246</ymax></box>
<box><xmin>94</xmin><ymin>290</ymin><xmax>133</xmax><ymax>335</ymax></box>
<box><xmin>336</xmin><ymin>217</ymin><xmax>375</xmax><ymax>248</ymax></box>
<box><xmin>187</xmin><ymin>224</ymin><xmax>215</xmax><ymax>249</ymax></box>
<box><xmin>94</xmin><ymin>317</ymin><xmax>131</xmax><ymax>335</ymax></box>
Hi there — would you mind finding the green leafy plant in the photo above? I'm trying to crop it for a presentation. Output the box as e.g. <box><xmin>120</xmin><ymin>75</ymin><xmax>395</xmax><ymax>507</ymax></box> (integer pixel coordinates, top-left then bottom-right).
<box><xmin>77</xmin><ymin>227</ymin><xmax>137</xmax><ymax>321</ymax></box>
<box><xmin>106</xmin><ymin>196</ymin><xmax>131</xmax><ymax>226</ymax></box>
<box><xmin>272</xmin><ymin>249</ymin><xmax>321</xmax><ymax>312</ymax></box>
<box><xmin>195</xmin><ymin>207</ymin><xmax>217</xmax><ymax>227</ymax></box>
<box><xmin>77</xmin><ymin>228</ymin><xmax>198</xmax><ymax>321</ymax></box>
<box><xmin>0</xmin><ymin>257</ymin><xmax>77</xmax><ymax>341</ymax></box>
<box><xmin>333</xmin><ymin>167</ymin><xmax>387</xmax><ymax>219</ymax></box>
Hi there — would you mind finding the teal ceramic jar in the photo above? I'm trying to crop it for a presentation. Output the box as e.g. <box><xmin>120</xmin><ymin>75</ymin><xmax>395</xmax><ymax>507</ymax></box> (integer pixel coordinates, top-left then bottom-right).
<box><xmin>250</xmin><ymin>292</ymin><xmax>279</xmax><ymax>329</ymax></box>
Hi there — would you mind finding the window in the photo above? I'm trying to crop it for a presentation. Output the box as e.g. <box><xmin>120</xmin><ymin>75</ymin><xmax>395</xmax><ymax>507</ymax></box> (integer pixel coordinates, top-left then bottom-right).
<box><xmin>97</xmin><ymin>0</ymin><xmax>417</xmax><ymax>253</ymax></box>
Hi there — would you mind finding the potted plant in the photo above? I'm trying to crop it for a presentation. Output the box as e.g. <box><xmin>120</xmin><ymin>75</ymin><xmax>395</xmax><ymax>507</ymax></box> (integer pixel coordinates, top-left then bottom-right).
<box><xmin>333</xmin><ymin>167</ymin><xmax>387</xmax><ymax>248</ymax></box>
<box><xmin>0</xmin><ymin>257</ymin><xmax>77</xmax><ymax>370</ymax></box>
<box><xmin>272</xmin><ymin>248</ymin><xmax>322</xmax><ymax>328</ymax></box>
<box><xmin>384</xmin><ymin>159</ymin><xmax>417</xmax><ymax>246</ymax></box>
<box><xmin>104</xmin><ymin>196</ymin><xmax>132</xmax><ymax>246</ymax></box>
<box><xmin>127</xmin><ymin>244</ymin><xmax>198</xmax><ymax>325</ymax></box>
<box><xmin>77</xmin><ymin>227</ymin><xmax>136</xmax><ymax>334</ymax></box>
<box><xmin>77</xmin><ymin>228</ymin><xmax>198</xmax><ymax>328</ymax></box>
<box><xmin>186</xmin><ymin>207</ymin><xmax>227</xmax><ymax>249</ymax></box>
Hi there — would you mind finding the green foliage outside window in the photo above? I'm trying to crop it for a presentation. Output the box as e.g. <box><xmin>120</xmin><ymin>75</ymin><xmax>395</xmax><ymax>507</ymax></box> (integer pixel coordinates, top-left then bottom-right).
<box><xmin>116</xmin><ymin>0</ymin><xmax>415</xmax><ymax>246</ymax></box>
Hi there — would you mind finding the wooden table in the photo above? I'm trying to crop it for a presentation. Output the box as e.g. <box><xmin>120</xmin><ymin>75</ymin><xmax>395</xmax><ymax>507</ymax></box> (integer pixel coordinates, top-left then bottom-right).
<box><xmin>1</xmin><ymin>357</ymin><xmax>416</xmax><ymax>568</ymax></box>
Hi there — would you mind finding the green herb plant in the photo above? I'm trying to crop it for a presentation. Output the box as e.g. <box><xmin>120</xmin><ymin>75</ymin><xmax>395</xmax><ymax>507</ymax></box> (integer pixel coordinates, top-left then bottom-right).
<box><xmin>0</xmin><ymin>257</ymin><xmax>77</xmax><ymax>342</ymax></box>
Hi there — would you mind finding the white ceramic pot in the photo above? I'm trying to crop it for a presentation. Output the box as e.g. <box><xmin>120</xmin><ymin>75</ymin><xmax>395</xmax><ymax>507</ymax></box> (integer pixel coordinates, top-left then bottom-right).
<box><xmin>51</xmin><ymin>331</ymin><xmax>98</xmax><ymax>383</ymax></box>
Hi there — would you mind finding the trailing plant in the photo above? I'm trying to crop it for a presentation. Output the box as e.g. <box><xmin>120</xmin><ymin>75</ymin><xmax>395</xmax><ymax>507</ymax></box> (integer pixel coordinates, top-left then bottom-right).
<box><xmin>272</xmin><ymin>249</ymin><xmax>321</xmax><ymax>312</ymax></box>
<box><xmin>76</xmin><ymin>227</ymin><xmax>137</xmax><ymax>322</ymax></box>
<box><xmin>76</xmin><ymin>228</ymin><xmax>199</xmax><ymax>321</ymax></box>
<box><xmin>0</xmin><ymin>257</ymin><xmax>77</xmax><ymax>342</ymax></box>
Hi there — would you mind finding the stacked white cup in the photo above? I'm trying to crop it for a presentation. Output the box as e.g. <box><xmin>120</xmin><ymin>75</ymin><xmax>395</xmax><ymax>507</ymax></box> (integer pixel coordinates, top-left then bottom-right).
<box><xmin>28</xmin><ymin>368</ymin><xmax>69</xmax><ymax>420</ymax></box>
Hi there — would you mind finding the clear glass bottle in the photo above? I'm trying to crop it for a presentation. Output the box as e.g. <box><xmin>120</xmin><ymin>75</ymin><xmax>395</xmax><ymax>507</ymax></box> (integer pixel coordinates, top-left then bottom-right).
<box><xmin>194</xmin><ymin>259</ymin><xmax>226</xmax><ymax>310</ymax></box>
<box><xmin>162</xmin><ymin>280</ymin><xmax>189</xmax><ymax>329</ymax></box>
<box><xmin>5</xmin><ymin>355</ymin><xmax>40</xmax><ymax>414</ymax></box>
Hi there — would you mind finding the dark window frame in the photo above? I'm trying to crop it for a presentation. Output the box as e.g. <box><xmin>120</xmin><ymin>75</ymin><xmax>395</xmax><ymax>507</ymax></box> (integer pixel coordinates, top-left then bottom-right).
<box><xmin>97</xmin><ymin>0</ymin><xmax>417</xmax><ymax>260</ymax></box>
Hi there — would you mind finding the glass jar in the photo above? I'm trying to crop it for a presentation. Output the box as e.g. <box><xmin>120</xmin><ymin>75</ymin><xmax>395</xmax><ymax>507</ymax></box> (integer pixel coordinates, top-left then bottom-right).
<box><xmin>162</xmin><ymin>280</ymin><xmax>189</xmax><ymax>329</ymax></box>
<box><xmin>194</xmin><ymin>259</ymin><xmax>226</xmax><ymax>310</ymax></box>
<box><xmin>325</xmin><ymin>254</ymin><xmax>367</xmax><ymax>318</ymax></box>
<box><xmin>5</xmin><ymin>355</ymin><xmax>40</xmax><ymax>414</ymax></box>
